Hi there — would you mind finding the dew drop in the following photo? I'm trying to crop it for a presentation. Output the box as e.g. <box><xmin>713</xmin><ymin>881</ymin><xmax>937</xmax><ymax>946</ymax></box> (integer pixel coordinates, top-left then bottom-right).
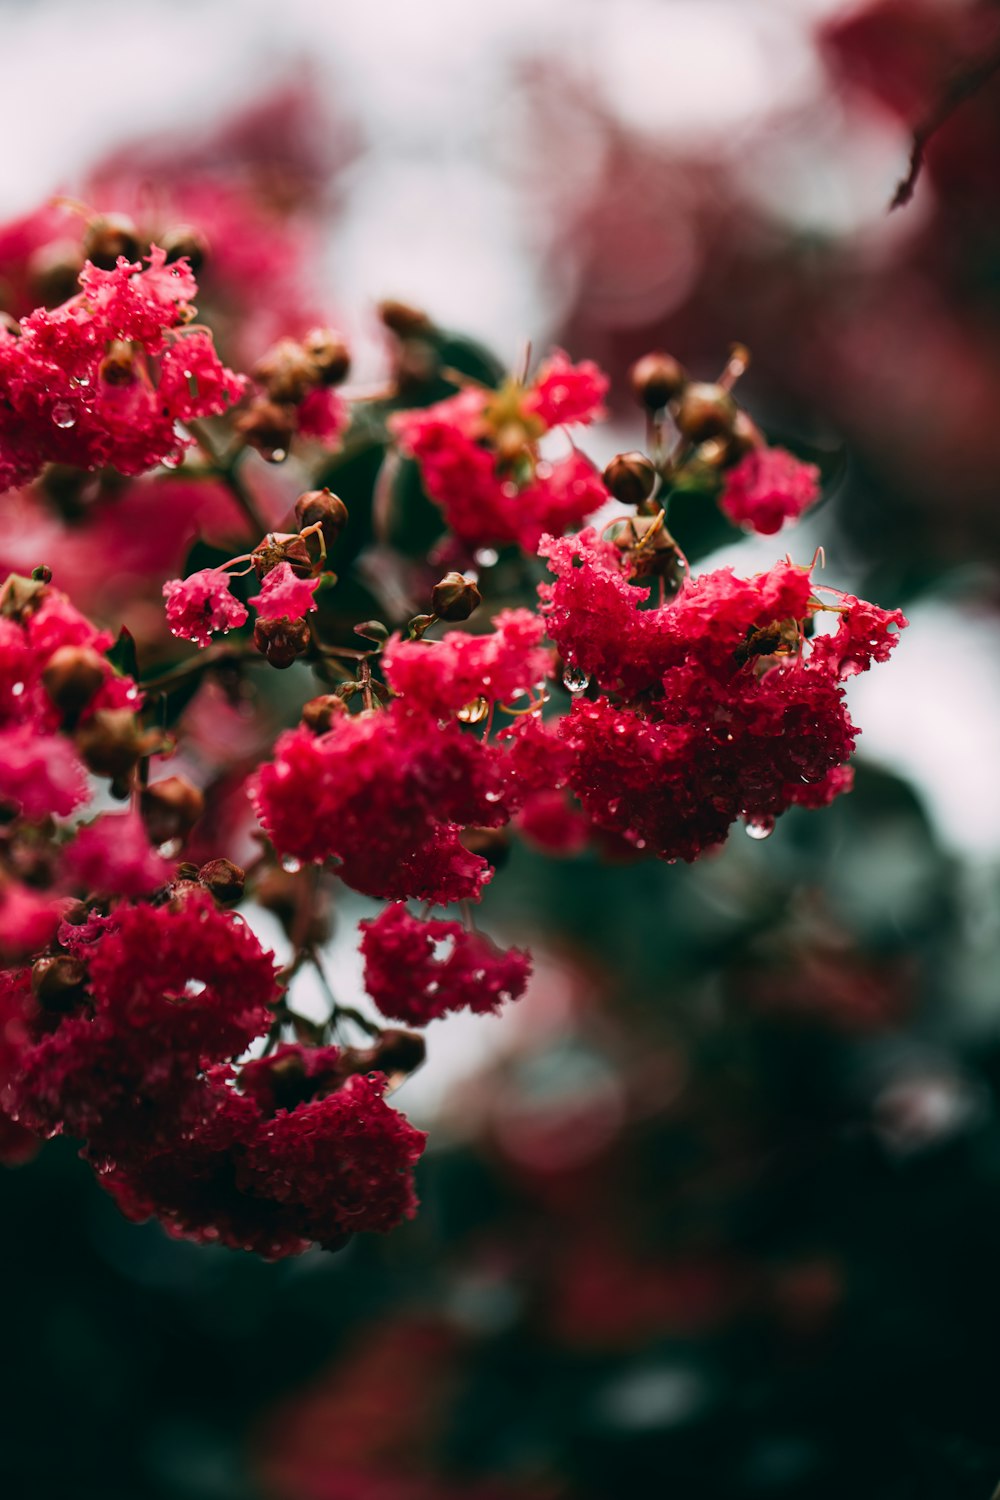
<box><xmin>562</xmin><ymin>664</ymin><xmax>590</xmax><ymax>694</ymax></box>
<box><xmin>474</xmin><ymin>547</ymin><xmax>499</xmax><ymax>568</ymax></box>
<box><xmin>52</xmin><ymin>403</ymin><xmax>76</xmax><ymax>429</ymax></box>
<box><xmin>484</xmin><ymin>790</ymin><xmax>502</xmax><ymax>803</ymax></box>
<box><xmin>184</xmin><ymin>978</ymin><xmax>207</xmax><ymax>997</ymax></box>
<box><xmin>158</xmin><ymin>838</ymin><xmax>182</xmax><ymax>858</ymax></box>
<box><xmin>265</xmin><ymin>447</ymin><xmax>288</xmax><ymax>464</ymax></box>
<box><xmin>744</xmin><ymin>815</ymin><xmax>775</xmax><ymax>841</ymax></box>
<box><xmin>457</xmin><ymin>696</ymin><xmax>489</xmax><ymax>725</ymax></box>
<box><xmin>281</xmin><ymin>855</ymin><xmax>302</xmax><ymax>873</ymax></box>
<box><xmin>11</xmin><ymin>682</ymin><xmax>24</xmax><ymax>697</ymax></box>
<box><xmin>161</xmin><ymin>450</ymin><xmax>183</xmax><ymax>470</ymax></box>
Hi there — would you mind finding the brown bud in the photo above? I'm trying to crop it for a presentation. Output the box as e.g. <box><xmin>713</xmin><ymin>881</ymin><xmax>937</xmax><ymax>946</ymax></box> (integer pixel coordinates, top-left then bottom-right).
<box><xmin>674</xmin><ymin>383</ymin><xmax>737</xmax><ymax>443</ymax></box>
<box><xmin>615</xmin><ymin>516</ymin><xmax>686</xmax><ymax>590</ymax></box>
<box><xmin>460</xmin><ymin>825</ymin><xmax>511</xmax><ymax>870</ymax></box>
<box><xmin>725</xmin><ymin>409</ymin><xmax>764</xmax><ymax>464</ymax></box>
<box><xmin>301</xmin><ymin>694</ymin><xmax>347</xmax><ymax>733</ymax></box>
<box><xmin>251</xmin><ymin>338</ymin><xmax>317</xmax><ymax>404</ymax></box>
<box><xmin>431</xmin><ymin>571</ymin><xmax>481</xmax><ymax>622</ymax></box>
<box><xmin>28</xmin><ymin>241</ymin><xmax>84</xmax><ymax>308</ymax></box>
<box><xmin>602</xmin><ymin>451</ymin><xmax>657</xmax><ymax>508</ymax></box>
<box><xmin>82</xmin><ymin>213</ymin><xmax>141</xmax><ymax>270</ymax></box>
<box><xmin>75</xmin><ymin>709</ymin><xmax>152</xmax><ymax>779</ymax></box>
<box><xmin>99</xmin><ymin>341</ymin><xmax>137</xmax><ymax>387</ymax></box>
<box><xmin>302</xmin><ymin>327</ymin><xmax>351</xmax><ymax>385</ymax></box>
<box><xmin>31</xmin><ymin>954</ymin><xmax>87</xmax><ymax>1010</ymax></box>
<box><xmin>140</xmin><ymin>776</ymin><xmax>205</xmax><ymax>845</ymax></box>
<box><xmin>378</xmin><ymin>299</ymin><xmax>433</xmax><ymax>338</ymax></box>
<box><xmin>160</xmin><ymin>224</ymin><xmax>208</xmax><ymax>273</ymax></box>
<box><xmin>198</xmin><ymin>858</ymin><xmax>245</xmax><ymax>906</ymax></box>
<box><xmin>253</xmin><ymin>616</ymin><xmax>310</xmax><ymax>669</ymax></box>
<box><xmin>629</xmin><ymin>352</ymin><xmax>687</xmax><ymax>410</ymax></box>
<box><xmin>235</xmin><ymin>399</ymin><xmax>296</xmax><ymax>462</ymax></box>
<box><xmin>0</xmin><ymin>311</ymin><xmax>20</xmax><ymax>338</ymax></box>
<box><xmin>41</xmin><ymin>645</ymin><xmax>107</xmax><ymax>723</ymax></box>
<box><xmin>251</xmin><ymin>531</ymin><xmax>313</xmax><ymax>580</ymax></box>
<box><xmin>294</xmin><ymin>488</ymin><xmax>349</xmax><ymax>550</ymax></box>
<box><xmin>371</xmin><ymin>1028</ymin><xmax>426</xmax><ymax>1076</ymax></box>
<box><xmin>255</xmin><ymin>867</ymin><xmax>333</xmax><ymax>946</ymax></box>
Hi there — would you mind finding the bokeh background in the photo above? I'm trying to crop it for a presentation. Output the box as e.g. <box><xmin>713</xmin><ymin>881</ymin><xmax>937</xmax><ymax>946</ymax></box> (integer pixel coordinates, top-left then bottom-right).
<box><xmin>4</xmin><ymin>1</ymin><xmax>1000</xmax><ymax>1496</ymax></box>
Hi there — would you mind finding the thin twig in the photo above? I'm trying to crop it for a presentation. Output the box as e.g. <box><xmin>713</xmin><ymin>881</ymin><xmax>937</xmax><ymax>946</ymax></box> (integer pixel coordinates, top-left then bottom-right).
<box><xmin>891</xmin><ymin>38</ymin><xmax>1000</xmax><ymax>209</ymax></box>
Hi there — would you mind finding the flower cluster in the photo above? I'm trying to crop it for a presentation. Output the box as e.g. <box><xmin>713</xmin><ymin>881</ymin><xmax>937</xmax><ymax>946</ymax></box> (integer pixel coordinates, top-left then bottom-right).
<box><xmin>0</xmin><ymin>188</ymin><xmax>908</xmax><ymax>1260</ymax></box>
<box><xmin>0</xmin><ymin>247</ymin><xmax>243</xmax><ymax>493</ymax></box>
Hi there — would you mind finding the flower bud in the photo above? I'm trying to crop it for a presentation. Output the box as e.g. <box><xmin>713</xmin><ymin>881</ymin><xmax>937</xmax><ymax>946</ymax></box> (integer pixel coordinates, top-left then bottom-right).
<box><xmin>160</xmin><ymin>224</ymin><xmax>208</xmax><ymax>273</ymax></box>
<box><xmin>253</xmin><ymin>616</ymin><xmax>310</xmax><ymax>669</ymax></box>
<box><xmin>30</xmin><ymin>564</ymin><xmax>52</xmax><ymax>583</ymax></box>
<box><xmin>0</xmin><ymin>311</ymin><xmax>21</xmax><ymax>338</ymax></box>
<box><xmin>99</xmin><ymin>341</ymin><xmax>137</xmax><ymax>387</ymax></box>
<box><xmin>31</xmin><ymin>954</ymin><xmax>87</xmax><ymax>1010</ymax></box>
<box><xmin>602</xmin><ymin>451</ymin><xmax>657</xmax><ymax>507</ymax></box>
<box><xmin>431</xmin><ymin>571</ymin><xmax>481</xmax><ymax>622</ymax></box>
<box><xmin>629</xmin><ymin>352</ymin><xmax>687</xmax><ymax>410</ymax></box>
<box><xmin>254</xmin><ymin>868</ymin><xmax>333</xmax><ymax>946</ymax></box>
<box><xmin>378</xmin><ymin>299</ymin><xmax>433</xmax><ymax>338</ymax></box>
<box><xmin>252</xmin><ymin>338</ymin><xmax>317</xmax><ymax>404</ymax></box>
<box><xmin>294</xmin><ymin>488</ymin><xmax>349</xmax><ymax>550</ymax></box>
<box><xmin>301</xmin><ymin>694</ymin><xmax>347</xmax><ymax>733</ymax></box>
<box><xmin>197</xmin><ymin>858</ymin><xmax>245</xmax><ymax>906</ymax></box>
<box><xmin>82</xmin><ymin>214</ymin><xmax>141</xmax><ymax>270</ymax></box>
<box><xmin>615</xmin><ymin>516</ymin><xmax>685</xmax><ymax>591</ymax></box>
<box><xmin>725</xmin><ymin>409</ymin><xmax>764</xmax><ymax>464</ymax></box>
<box><xmin>75</xmin><ymin>709</ymin><xmax>153</xmax><ymax>779</ymax></box>
<box><xmin>140</xmin><ymin>776</ymin><xmax>205</xmax><ymax>844</ymax></box>
<box><xmin>371</xmin><ymin>1028</ymin><xmax>426</xmax><ymax>1076</ymax></box>
<box><xmin>674</xmin><ymin>383</ymin><xmax>737</xmax><ymax>443</ymax></box>
<box><xmin>28</xmin><ymin>241</ymin><xmax>84</xmax><ymax>308</ymax></box>
<box><xmin>41</xmin><ymin>645</ymin><xmax>107</xmax><ymax>723</ymax></box>
<box><xmin>252</xmin><ymin>531</ymin><xmax>313</xmax><ymax>580</ymax></box>
<box><xmin>235</xmin><ymin>399</ymin><xmax>296</xmax><ymax>462</ymax></box>
<box><xmin>302</xmin><ymin>327</ymin><xmax>351</xmax><ymax>385</ymax></box>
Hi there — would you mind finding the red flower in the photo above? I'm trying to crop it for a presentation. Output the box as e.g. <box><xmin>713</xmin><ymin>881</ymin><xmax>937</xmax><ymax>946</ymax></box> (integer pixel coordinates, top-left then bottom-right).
<box><xmin>249</xmin><ymin>560</ymin><xmax>320</xmax><ymax>622</ymax></box>
<box><xmin>360</xmin><ymin>903</ymin><xmax>531</xmax><ymax>1024</ymax></box>
<box><xmin>382</xmin><ymin>608</ymin><xmax>550</xmax><ymax>717</ymax></box>
<box><xmin>163</xmin><ymin>567</ymin><xmax>249</xmax><ymax>646</ymax></box>
<box><xmin>718</xmin><ymin>447</ymin><xmax>821</xmax><ymax>535</ymax></box>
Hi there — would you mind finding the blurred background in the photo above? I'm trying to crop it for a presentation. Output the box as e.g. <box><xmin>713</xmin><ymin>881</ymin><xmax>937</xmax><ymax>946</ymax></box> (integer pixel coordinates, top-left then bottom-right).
<box><xmin>4</xmin><ymin>0</ymin><xmax>1000</xmax><ymax>1496</ymax></box>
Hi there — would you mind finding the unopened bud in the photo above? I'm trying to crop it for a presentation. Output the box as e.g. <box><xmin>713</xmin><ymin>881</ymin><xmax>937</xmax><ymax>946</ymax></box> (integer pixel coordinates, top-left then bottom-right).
<box><xmin>372</xmin><ymin>1028</ymin><xmax>426</xmax><ymax>1076</ymax></box>
<box><xmin>198</xmin><ymin>858</ymin><xmax>245</xmax><ymax>906</ymax></box>
<box><xmin>31</xmin><ymin>564</ymin><xmax>52</xmax><ymax>583</ymax></box>
<box><xmin>302</xmin><ymin>327</ymin><xmax>351</xmax><ymax>385</ymax></box>
<box><xmin>41</xmin><ymin>645</ymin><xmax>107</xmax><ymax>723</ymax></box>
<box><xmin>255</xmin><ymin>867</ymin><xmax>333</xmax><ymax>946</ymax></box>
<box><xmin>235</xmin><ymin>399</ymin><xmax>296</xmax><ymax>462</ymax></box>
<box><xmin>82</xmin><ymin>214</ymin><xmax>141</xmax><ymax>270</ymax></box>
<box><xmin>674</xmin><ymin>383</ymin><xmax>737</xmax><ymax>443</ymax></box>
<box><xmin>160</xmin><ymin>224</ymin><xmax>208</xmax><ymax>273</ymax></box>
<box><xmin>28</xmin><ymin>241</ymin><xmax>84</xmax><ymax>308</ymax></box>
<box><xmin>294</xmin><ymin>488</ymin><xmax>349</xmax><ymax>550</ymax></box>
<box><xmin>602</xmin><ymin>451</ymin><xmax>657</xmax><ymax>507</ymax></box>
<box><xmin>140</xmin><ymin>776</ymin><xmax>205</xmax><ymax>844</ymax></box>
<box><xmin>76</xmin><ymin>709</ymin><xmax>152</xmax><ymax>779</ymax></box>
<box><xmin>431</xmin><ymin>571</ymin><xmax>481</xmax><ymax>622</ymax></box>
<box><xmin>725</xmin><ymin>409</ymin><xmax>764</xmax><ymax>463</ymax></box>
<box><xmin>31</xmin><ymin>954</ymin><xmax>87</xmax><ymax>1010</ymax></box>
<box><xmin>407</xmin><ymin>613</ymin><xmax>435</xmax><ymax>639</ymax></box>
<box><xmin>0</xmin><ymin>312</ymin><xmax>21</xmax><ymax>338</ymax></box>
<box><xmin>301</xmin><ymin>694</ymin><xmax>347</xmax><ymax>733</ymax></box>
<box><xmin>629</xmin><ymin>352</ymin><xmax>687</xmax><ymax>410</ymax></box>
<box><xmin>99</xmin><ymin>341</ymin><xmax>137</xmax><ymax>387</ymax></box>
<box><xmin>253</xmin><ymin>616</ymin><xmax>310</xmax><ymax>669</ymax></box>
<box><xmin>252</xmin><ymin>338</ymin><xmax>318</xmax><ymax>404</ymax></box>
<box><xmin>378</xmin><ymin>299</ymin><xmax>433</xmax><ymax>338</ymax></box>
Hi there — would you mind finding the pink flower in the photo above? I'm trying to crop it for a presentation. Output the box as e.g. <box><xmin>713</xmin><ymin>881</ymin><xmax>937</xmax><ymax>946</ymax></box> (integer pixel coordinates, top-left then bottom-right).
<box><xmin>718</xmin><ymin>447</ymin><xmax>821</xmax><ymax>535</ymax></box>
<box><xmin>360</xmin><ymin>903</ymin><xmax>531</xmax><ymax>1024</ymax></box>
<box><xmin>249</xmin><ymin>561</ymin><xmax>319</xmax><ymax>622</ymax></box>
<box><xmin>250</xmin><ymin>704</ymin><xmax>508</xmax><ymax>903</ymax></box>
<box><xmin>0</xmin><ymin>725</ymin><xmax>89</xmax><ymax>820</ymax></box>
<box><xmin>0</xmin><ymin>244</ymin><xmax>244</xmax><ymax>494</ymax></box>
<box><xmin>162</xmin><ymin>568</ymin><xmax>248</xmax><ymax>646</ymax></box>
<box><xmin>63</xmin><ymin>810</ymin><xmax>173</xmax><ymax>896</ymax></box>
<box><xmin>383</xmin><ymin>608</ymin><xmax>550</xmax><ymax>716</ymax></box>
<box><xmin>522</xmin><ymin>350</ymin><xmax>609</xmax><ymax>428</ymax></box>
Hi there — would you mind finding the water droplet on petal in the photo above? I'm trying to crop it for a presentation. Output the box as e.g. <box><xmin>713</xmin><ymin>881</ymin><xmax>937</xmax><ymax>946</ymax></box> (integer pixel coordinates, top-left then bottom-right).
<box><xmin>52</xmin><ymin>403</ymin><xmax>76</xmax><ymax>429</ymax></box>
<box><xmin>281</xmin><ymin>855</ymin><xmax>302</xmax><ymax>873</ymax></box>
<box><xmin>745</xmin><ymin>815</ymin><xmax>775</xmax><ymax>841</ymax></box>
<box><xmin>474</xmin><ymin>547</ymin><xmax>499</xmax><ymax>568</ymax></box>
<box><xmin>11</xmin><ymin>682</ymin><xmax>24</xmax><ymax>697</ymax></box>
<box><xmin>158</xmin><ymin>838</ymin><xmax>182</xmax><ymax>858</ymax></box>
<box><xmin>562</xmin><ymin>664</ymin><xmax>590</xmax><ymax>694</ymax></box>
<box><xmin>265</xmin><ymin>447</ymin><xmax>288</xmax><ymax>464</ymax></box>
<box><xmin>184</xmin><ymin>978</ymin><xmax>207</xmax><ymax>997</ymax></box>
<box><xmin>161</xmin><ymin>450</ymin><xmax>183</xmax><ymax>470</ymax></box>
<box><xmin>457</xmin><ymin>696</ymin><xmax>489</xmax><ymax>724</ymax></box>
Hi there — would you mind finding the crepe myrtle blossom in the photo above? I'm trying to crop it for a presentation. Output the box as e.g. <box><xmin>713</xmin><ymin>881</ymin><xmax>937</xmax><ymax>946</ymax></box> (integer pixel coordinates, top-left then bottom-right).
<box><xmin>0</xmin><ymin>239</ymin><xmax>908</xmax><ymax>1263</ymax></box>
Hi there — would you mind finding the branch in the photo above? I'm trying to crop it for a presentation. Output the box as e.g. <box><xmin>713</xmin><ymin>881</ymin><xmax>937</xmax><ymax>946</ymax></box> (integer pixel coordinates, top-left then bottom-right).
<box><xmin>891</xmin><ymin>38</ymin><xmax>1000</xmax><ymax>210</ymax></box>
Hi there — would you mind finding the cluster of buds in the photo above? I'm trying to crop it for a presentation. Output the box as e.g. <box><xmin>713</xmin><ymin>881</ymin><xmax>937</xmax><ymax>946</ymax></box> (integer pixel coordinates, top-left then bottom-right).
<box><xmin>237</xmin><ymin>328</ymin><xmax>351</xmax><ymax>462</ymax></box>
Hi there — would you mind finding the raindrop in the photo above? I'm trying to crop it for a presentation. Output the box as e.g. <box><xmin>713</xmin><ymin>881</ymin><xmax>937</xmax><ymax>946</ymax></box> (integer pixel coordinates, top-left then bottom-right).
<box><xmin>157</xmin><ymin>838</ymin><xmax>182</xmax><ymax>858</ymax></box>
<box><xmin>281</xmin><ymin>855</ymin><xmax>302</xmax><ymax>873</ymax></box>
<box><xmin>183</xmin><ymin>979</ymin><xmax>207</xmax><ymax>997</ymax></box>
<box><xmin>265</xmin><ymin>447</ymin><xmax>288</xmax><ymax>464</ymax></box>
<box><xmin>744</xmin><ymin>816</ymin><xmax>775</xmax><ymax>841</ymax></box>
<box><xmin>52</xmin><ymin>403</ymin><xmax>76</xmax><ymax>429</ymax></box>
<box><xmin>562</xmin><ymin>664</ymin><xmax>590</xmax><ymax>694</ymax></box>
<box><xmin>474</xmin><ymin>547</ymin><xmax>499</xmax><ymax>568</ymax></box>
<box><xmin>11</xmin><ymin>682</ymin><xmax>24</xmax><ymax>697</ymax></box>
<box><xmin>161</xmin><ymin>451</ymin><xmax>183</xmax><ymax>470</ymax></box>
<box><xmin>484</xmin><ymin>790</ymin><xmax>501</xmax><ymax>803</ymax></box>
<box><xmin>457</xmin><ymin>696</ymin><xmax>489</xmax><ymax>724</ymax></box>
